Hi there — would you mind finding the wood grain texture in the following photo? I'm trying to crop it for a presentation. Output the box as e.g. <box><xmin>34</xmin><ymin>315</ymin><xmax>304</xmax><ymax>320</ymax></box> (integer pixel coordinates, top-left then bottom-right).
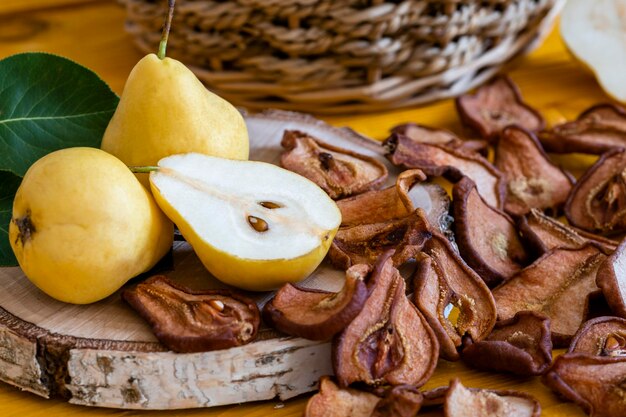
<box><xmin>0</xmin><ymin>0</ymin><xmax>614</xmax><ymax>416</ymax></box>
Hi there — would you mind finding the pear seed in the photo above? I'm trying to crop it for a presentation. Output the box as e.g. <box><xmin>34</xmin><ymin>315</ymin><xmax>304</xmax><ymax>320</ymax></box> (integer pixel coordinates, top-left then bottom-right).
<box><xmin>605</xmin><ymin>335</ymin><xmax>621</xmax><ymax>351</ymax></box>
<box><xmin>318</xmin><ymin>152</ymin><xmax>333</xmax><ymax>170</ymax></box>
<box><xmin>209</xmin><ymin>299</ymin><xmax>225</xmax><ymax>312</ymax></box>
<box><xmin>259</xmin><ymin>201</ymin><xmax>282</xmax><ymax>209</ymax></box>
<box><xmin>248</xmin><ymin>215</ymin><xmax>269</xmax><ymax>232</ymax></box>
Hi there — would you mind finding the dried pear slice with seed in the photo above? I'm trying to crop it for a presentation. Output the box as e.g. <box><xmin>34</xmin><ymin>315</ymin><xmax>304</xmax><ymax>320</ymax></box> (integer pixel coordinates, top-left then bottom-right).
<box><xmin>413</xmin><ymin>233</ymin><xmax>497</xmax><ymax>361</ymax></box>
<box><xmin>328</xmin><ymin>210</ymin><xmax>432</xmax><ymax>270</ymax></box>
<box><xmin>333</xmin><ymin>252</ymin><xmax>439</xmax><ymax>387</ymax></box>
<box><xmin>385</xmin><ymin>133</ymin><xmax>505</xmax><ymax>208</ymax></box>
<box><xmin>281</xmin><ymin>129</ymin><xmax>388</xmax><ymax>199</ymax></box>
<box><xmin>540</xmin><ymin>104</ymin><xmax>626</xmax><ymax>154</ymax></box>
<box><xmin>461</xmin><ymin>311</ymin><xmax>552</xmax><ymax>376</ymax></box>
<box><xmin>596</xmin><ymin>238</ymin><xmax>626</xmax><ymax>318</ymax></box>
<box><xmin>455</xmin><ymin>75</ymin><xmax>545</xmax><ymax>143</ymax></box>
<box><xmin>543</xmin><ymin>353</ymin><xmax>626</xmax><ymax>417</ymax></box>
<box><xmin>518</xmin><ymin>208</ymin><xmax>618</xmax><ymax>256</ymax></box>
<box><xmin>495</xmin><ymin>126</ymin><xmax>574</xmax><ymax>216</ymax></box>
<box><xmin>337</xmin><ymin>169</ymin><xmax>452</xmax><ymax>236</ymax></box>
<box><xmin>453</xmin><ymin>177</ymin><xmax>529</xmax><ymax>287</ymax></box>
<box><xmin>122</xmin><ymin>275</ymin><xmax>260</xmax><ymax>353</ymax></box>
<box><xmin>304</xmin><ymin>376</ymin><xmax>380</xmax><ymax>417</ymax></box>
<box><xmin>444</xmin><ymin>379</ymin><xmax>541</xmax><ymax>417</ymax></box>
<box><xmin>492</xmin><ymin>244</ymin><xmax>608</xmax><ymax>346</ymax></box>
<box><xmin>263</xmin><ymin>264</ymin><xmax>369</xmax><ymax>341</ymax></box>
<box><xmin>569</xmin><ymin>316</ymin><xmax>626</xmax><ymax>356</ymax></box>
<box><xmin>391</xmin><ymin>123</ymin><xmax>489</xmax><ymax>156</ymax></box>
<box><xmin>565</xmin><ymin>148</ymin><xmax>626</xmax><ymax>235</ymax></box>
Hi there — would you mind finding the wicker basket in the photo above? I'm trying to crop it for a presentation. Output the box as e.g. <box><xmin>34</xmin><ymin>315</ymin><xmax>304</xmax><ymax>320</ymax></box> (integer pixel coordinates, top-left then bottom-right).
<box><xmin>120</xmin><ymin>0</ymin><xmax>565</xmax><ymax>114</ymax></box>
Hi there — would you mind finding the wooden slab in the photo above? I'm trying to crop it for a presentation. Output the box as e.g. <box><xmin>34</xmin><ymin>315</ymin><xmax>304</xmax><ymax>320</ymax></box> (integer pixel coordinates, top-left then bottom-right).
<box><xmin>0</xmin><ymin>110</ymin><xmax>397</xmax><ymax>410</ymax></box>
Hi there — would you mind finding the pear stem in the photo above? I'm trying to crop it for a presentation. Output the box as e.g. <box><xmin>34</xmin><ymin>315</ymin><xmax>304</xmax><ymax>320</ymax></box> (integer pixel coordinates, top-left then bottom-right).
<box><xmin>157</xmin><ymin>0</ymin><xmax>176</xmax><ymax>60</ymax></box>
<box><xmin>129</xmin><ymin>166</ymin><xmax>160</xmax><ymax>174</ymax></box>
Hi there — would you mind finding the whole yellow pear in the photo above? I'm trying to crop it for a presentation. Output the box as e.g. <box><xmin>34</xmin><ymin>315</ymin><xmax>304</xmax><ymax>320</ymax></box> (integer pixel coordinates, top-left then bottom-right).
<box><xmin>101</xmin><ymin>53</ymin><xmax>249</xmax><ymax>187</ymax></box>
<box><xmin>9</xmin><ymin>147</ymin><xmax>173</xmax><ymax>304</ymax></box>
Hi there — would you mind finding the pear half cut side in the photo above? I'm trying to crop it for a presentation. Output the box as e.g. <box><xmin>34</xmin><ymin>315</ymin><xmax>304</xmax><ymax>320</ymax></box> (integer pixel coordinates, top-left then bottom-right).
<box><xmin>149</xmin><ymin>153</ymin><xmax>342</xmax><ymax>291</ymax></box>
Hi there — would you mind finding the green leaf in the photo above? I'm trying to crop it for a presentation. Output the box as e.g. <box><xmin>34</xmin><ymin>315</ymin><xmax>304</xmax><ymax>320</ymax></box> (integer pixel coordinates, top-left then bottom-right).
<box><xmin>0</xmin><ymin>52</ymin><xmax>119</xmax><ymax>176</ymax></box>
<box><xmin>0</xmin><ymin>171</ymin><xmax>21</xmax><ymax>266</ymax></box>
<box><xmin>0</xmin><ymin>52</ymin><xmax>119</xmax><ymax>266</ymax></box>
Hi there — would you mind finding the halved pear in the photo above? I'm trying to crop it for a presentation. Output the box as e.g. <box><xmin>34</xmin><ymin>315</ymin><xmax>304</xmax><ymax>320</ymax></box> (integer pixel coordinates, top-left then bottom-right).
<box><xmin>149</xmin><ymin>153</ymin><xmax>342</xmax><ymax>291</ymax></box>
<box><xmin>561</xmin><ymin>0</ymin><xmax>626</xmax><ymax>102</ymax></box>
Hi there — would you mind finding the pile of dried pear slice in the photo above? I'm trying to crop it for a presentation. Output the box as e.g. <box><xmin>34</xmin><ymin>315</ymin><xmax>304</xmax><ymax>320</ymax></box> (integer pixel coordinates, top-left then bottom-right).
<box><xmin>123</xmin><ymin>76</ymin><xmax>626</xmax><ymax>417</ymax></box>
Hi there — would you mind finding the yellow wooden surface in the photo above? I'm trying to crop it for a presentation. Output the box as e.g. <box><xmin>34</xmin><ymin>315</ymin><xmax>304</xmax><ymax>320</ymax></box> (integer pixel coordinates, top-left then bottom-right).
<box><xmin>0</xmin><ymin>0</ymin><xmax>616</xmax><ymax>416</ymax></box>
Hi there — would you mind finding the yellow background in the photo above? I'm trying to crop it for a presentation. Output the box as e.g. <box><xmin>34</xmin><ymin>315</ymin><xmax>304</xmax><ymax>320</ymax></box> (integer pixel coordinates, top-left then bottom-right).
<box><xmin>0</xmin><ymin>0</ymin><xmax>614</xmax><ymax>416</ymax></box>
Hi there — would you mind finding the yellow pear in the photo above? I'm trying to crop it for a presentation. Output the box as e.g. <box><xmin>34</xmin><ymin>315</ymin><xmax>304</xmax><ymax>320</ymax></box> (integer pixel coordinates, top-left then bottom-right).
<box><xmin>101</xmin><ymin>1</ymin><xmax>248</xmax><ymax>187</ymax></box>
<box><xmin>146</xmin><ymin>153</ymin><xmax>342</xmax><ymax>291</ymax></box>
<box><xmin>9</xmin><ymin>148</ymin><xmax>173</xmax><ymax>304</ymax></box>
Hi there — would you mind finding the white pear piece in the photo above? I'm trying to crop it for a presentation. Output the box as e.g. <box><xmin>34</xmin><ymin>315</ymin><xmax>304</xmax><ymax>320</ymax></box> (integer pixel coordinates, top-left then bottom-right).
<box><xmin>148</xmin><ymin>153</ymin><xmax>342</xmax><ymax>291</ymax></box>
<box><xmin>561</xmin><ymin>0</ymin><xmax>626</xmax><ymax>102</ymax></box>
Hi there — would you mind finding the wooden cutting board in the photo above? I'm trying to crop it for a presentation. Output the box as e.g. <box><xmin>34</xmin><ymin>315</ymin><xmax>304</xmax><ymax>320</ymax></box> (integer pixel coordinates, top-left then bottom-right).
<box><xmin>0</xmin><ymin>110</ymin><xmax>398</xmax><ymax>410</ymax></box>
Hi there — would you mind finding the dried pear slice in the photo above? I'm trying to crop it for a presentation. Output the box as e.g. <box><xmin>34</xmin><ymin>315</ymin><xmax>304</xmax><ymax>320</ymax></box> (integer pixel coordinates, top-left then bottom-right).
<box><xmin>328</xmin><ymin>210</ymin><xmax>432</xmax><ymax>270</ymax></box>
<box><xmin>569</xmin><ymin>316</ymin><xmax>626</xmax><ymax>356</ymax></box>
<box><xmin>495</xmin><ymin>126</ymin><xmax>574</xmax><ymax>216</ymax></box>
<box><xmin>385</xmin><ymin>133</ymin><xmax>505</xmax><ymax>208</ymax></box>
<box><xmin>518</xmin><ymin>208</ymin><xmax>618</xmax><ymax>256</ymax></box>
<box><xmin>565</xmin><ymin>148</ymin><xmax>626</xmax><ymax>235</ymax></box>
<box><xmin>444</xmin><ymin>379</ymin><xmax>541</xmax><ymax>417</ymax></box>
<box><xmin>337</xmin><ymin>169</ymin><xmax>452</xmax><ymax>236</ymax></box>
<box><xmin>372</xmin><ymin>385</ymin><xmax>423</xmax><ymax>417</ymax></box>
<box><xmin>453</xmin><ymin>177</ymin><xmax>529</xmax><ymax>287</ymax></box>
<box><xmin>333</xmin><ymin>252</ymin><xmax>439</xmax><ymax>387</ymax></box>
<box><xmin>543</xmin><ymin>353</ymin><xmax>626</xmax><ymax>417</ymax></box>
<box><xmin>391</xmin><ymin>123</ymin><xmax>489</xmax><ymax>156</ymax></box>
<box><xmin>281</xmin><ymin>129</ymin><xmax>388</xmax><ymax>199</ymax></box>
<box><xmin>337</xmin><ymin>169</ymin><xmax>427</xmax><ymax>227</ymax></box>
<box><xmin>304</xmin><ymin>376</ymin><xmax>380</xmax><ymax>417</ymax></box>
<box><xmin>540</xmin><ymin>104</ymin><xmax>626</xmax><ymax>154</ymax></box>
<box><xmin>492</xmin><ymin>244</ymin><xmax>608</xmax><ymax>346</ymax></box>
<box><xmin>122</xmin><ymin>275</ymin><xmax>260</xmax><ymax>353</ymax></box>
<box><xmin>413</xmin><ymin>233</ymin><xmax>497</xmax><ymax>360</ymax></box>
<box><xmin>596</xmin><ymin>238</ymin><xmax>626</xmax><ymax>318</ymax></box>
<box><xmin>455</xmin><ymin>75</ymin><xmax>545</xmax><ymax>142</ymax></box>
<box><xmin>263</xmin><ymin>264</ymin><xmax>369</xmax><ymax>341</ymax></box>
<box><xmin>461</xmin><ymin>311</ymin><xmax>552</xmax><ymax>376</ymax></box>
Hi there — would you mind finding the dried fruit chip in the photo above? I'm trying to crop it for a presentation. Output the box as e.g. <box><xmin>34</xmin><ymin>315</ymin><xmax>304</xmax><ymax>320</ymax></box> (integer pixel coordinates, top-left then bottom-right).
<box><xmin>461</xmin><ymin>311</ymin><xmax>552</xmax><ymax>376</ymax></box>
<box><xmin>385</xmin><ymin>132</ymin><xmax>505</xmax><ymax>208</ymax></box>
<box><xmin>328</xmin><ymin>210</ymin><xmax>432</xmax><ymax>270</ymax></box>
<box><xmin>371</xmin><ymin>385</ymin><xmax>423</xmax><ymax>417</ymax></box>
<box><xmin>543</xmin><ymin>353</ymin><xmax>626</xmax><ymax>417</ymax></box>
<box><xmin>569</xmin><ymin>316</ymin><xmax>626</xmax><ymax>356</ymax></box>
<box><xmin>518</xmin><ymin>208</ymin><xmax>618</xmax><ymax>256</ymax></box>
<box><xmin>337</xmin><ymin>168</ymin><xmax>452</xmax><ymax>232</ymax></box>
<box><xmin>453</xmin><ymin>177</ymin><xmax>529</xmax><ymax>287</ymax></box>
<box><xmin>540</xmin><ymin>104</ymin><xmax>626</xmax><ymax>154</ymax></box>
<box><xmin>565</xmin><ymin>148</ymin><xmax>626</xmax><ymax>235</ymax></box>
<box><xmin>444</xmin><ymin>379</ymin><xmax>541</xmax><ymax>417</ymax></box>
<box><xmin>492</xmin><ymin>244</ymin><xmax>608</xmax><ymax>346</ymax></box>
<box><xmin>304</xmin><ymin>376</ymin><xmax>380</xmax><ymax>417</ymax></box>
<box><xmin>455</xmin><ymin>75</ymin><xmax>545</xmax><ymax>142</ymax></box>
<box><xmin>333</xmin><ymin>252</ymin><xmax>439</xmax><ymax>387</ymax></box>
<box><xmin>281</xmin><ymin>129</ymin><xmax>388</xmax><ymax>199</ymax></box>
<box><xmin>413</xmin><ymin>233</ymin><xmax>497</xmax><ymax>360</ymax></box>
<box><xmin>391</xmin><ymin>123</ymin><xmax>489</xmax><ymax>156</ymax></box>
<box><xmin>337</xmin><ymin>169</ymin><xmax>427</xmax><ymax>227</ymax></box>
<box><xmin>263</xmin><ymin>264</ymin><xmax>369</xmax><ymax>341</ymax></box>
<box><xmin>596</xmin><ymin>238</ymin><xmax>626</xmax><ymax>318</ymax></box>
<box><xmin>495</xmin><ymin>126</ymin><xmax>574</xmax><ymax>216</ymax></box>
<box><xmin>122</xmin><ymin>275</ymin><xmax>260</xmax><ymax>353</ymax></box>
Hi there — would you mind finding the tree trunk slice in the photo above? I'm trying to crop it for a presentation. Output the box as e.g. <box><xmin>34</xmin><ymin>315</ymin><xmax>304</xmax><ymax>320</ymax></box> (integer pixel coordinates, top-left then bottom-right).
<box><xmin>0</xmin><ymin>110</ymin><xmax>396</xmax><ymax>410</ymax></box>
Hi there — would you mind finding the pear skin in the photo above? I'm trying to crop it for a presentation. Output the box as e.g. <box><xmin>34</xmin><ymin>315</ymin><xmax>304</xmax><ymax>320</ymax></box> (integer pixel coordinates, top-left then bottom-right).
<box><xmin>101</xmin><ymin>54</ymin><xmax>249</xmax><ymax>187</ymax></box>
